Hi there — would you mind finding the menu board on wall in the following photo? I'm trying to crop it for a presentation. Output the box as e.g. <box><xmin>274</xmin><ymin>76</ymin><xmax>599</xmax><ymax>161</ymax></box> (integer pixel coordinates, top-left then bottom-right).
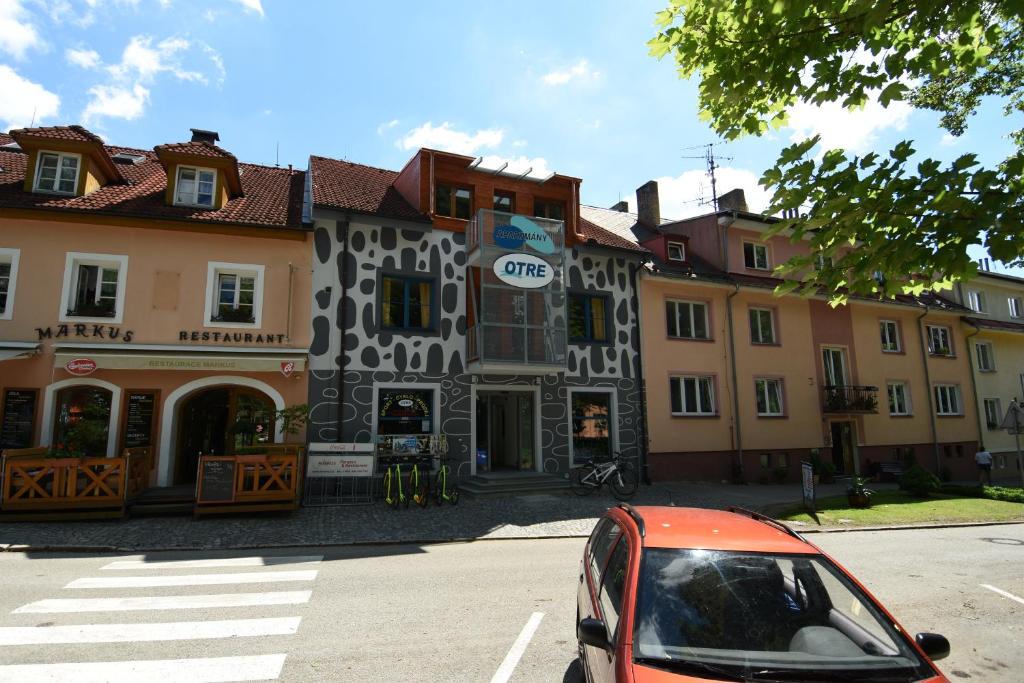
<box><xmin>1</xmin><ymin>389</ymin><xmax>38</xmax><ymax>450</ymax></box>
<box><xmin>123</xmin><ymin>392</ymin><xmax>157</xmax><ymax>449</ymax></box>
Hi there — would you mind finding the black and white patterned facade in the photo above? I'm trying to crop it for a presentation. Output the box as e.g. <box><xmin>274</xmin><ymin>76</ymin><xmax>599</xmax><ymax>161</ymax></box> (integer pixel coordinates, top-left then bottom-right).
<box><xmin>307</xmin><ymin>217</ymin><xmax>644</xmax><ymax>477</ymax></box>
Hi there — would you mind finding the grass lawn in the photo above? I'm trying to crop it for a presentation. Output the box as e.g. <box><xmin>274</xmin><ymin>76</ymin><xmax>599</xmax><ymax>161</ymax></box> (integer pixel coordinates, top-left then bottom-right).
<box><xmin>774</xmin><ymin>490</ymin><xmax>1024</xmax><ymax>528</ymax></box>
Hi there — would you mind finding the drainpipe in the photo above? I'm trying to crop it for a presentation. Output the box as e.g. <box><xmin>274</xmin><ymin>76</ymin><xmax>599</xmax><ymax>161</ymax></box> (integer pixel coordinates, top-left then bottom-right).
<box><xmin>916</xmin><ymin>305</ymin><xmax>941</xmax><ymax>473</ymax></box>
<box><xmin>726</xmin><ymin>281</ymin><xmax>744</xmax><ymax>482</ymax></box>
<box><xmin>963</xmin><ymin>318</ymin><xmax>985</xmax><ymax>450</ymax></box>
<box><xmin>285</xmin><ymin>262</ymin><xmax>294</xmax><ymax>342</ymax></box>
<box><xmin>630</xmin><ymin>262</ymin><xmax>651</xmax><ymax>484</ymax></box>
<box><xmin>335</xmin><ymin>218</ymin><xmax>350</xmax><ymax>443</ymax></box>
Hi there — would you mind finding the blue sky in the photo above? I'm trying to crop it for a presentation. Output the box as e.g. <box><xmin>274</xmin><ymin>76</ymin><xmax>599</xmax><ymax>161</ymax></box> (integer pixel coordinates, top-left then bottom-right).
<box><xmin>1</xmin><ymin>0</ymin><xmax>1019</xmax><ymax>273</ymax></box>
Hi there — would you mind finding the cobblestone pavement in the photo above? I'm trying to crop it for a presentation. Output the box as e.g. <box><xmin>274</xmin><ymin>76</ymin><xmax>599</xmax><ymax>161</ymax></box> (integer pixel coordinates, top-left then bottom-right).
<box><xmin>0</xmin><ymin>482</ymin><xmax>845</xmax><ymax>552</ymax></box>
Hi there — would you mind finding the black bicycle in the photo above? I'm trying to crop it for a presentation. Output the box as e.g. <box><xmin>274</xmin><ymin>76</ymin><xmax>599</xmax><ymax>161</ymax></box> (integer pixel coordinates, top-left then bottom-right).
<box><xmin>569</xmin><ymin>451</ymin><xmax>638</xmax><ymax>500</ymax></box>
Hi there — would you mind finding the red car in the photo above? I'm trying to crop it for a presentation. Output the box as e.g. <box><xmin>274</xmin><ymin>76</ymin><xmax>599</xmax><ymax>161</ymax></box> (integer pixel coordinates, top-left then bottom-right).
<box><xmin>576</xmin><ymin>505</ymin><xmax>950</xmax><ymax>682</ymax></box>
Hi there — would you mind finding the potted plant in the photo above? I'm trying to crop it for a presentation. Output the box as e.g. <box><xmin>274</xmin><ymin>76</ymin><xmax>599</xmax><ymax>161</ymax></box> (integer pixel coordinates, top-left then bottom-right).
<box><xmin>275</xmin><ymin>404</ymin><xmax>310</xmax><ymax>443</ymax></box>
<box><xmin>847</xmin><ymin>476</ymin><xmax>874</xmax><ymax>508</ymax></box>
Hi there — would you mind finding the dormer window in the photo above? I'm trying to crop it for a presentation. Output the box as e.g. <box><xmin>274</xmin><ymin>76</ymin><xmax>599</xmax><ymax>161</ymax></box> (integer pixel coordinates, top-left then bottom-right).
<box><xmin>175</xmin><ymin>165</ymin><xmax>216</xmax><ymax>207</ymax></box>
<box><xmin>667</xmin><ymin>241</ymin><xmax>685</xmax><ymax>262</ymax></box>
<box><xmin>34</xmin><ymin>151</ymin><xmax>80</xmax><ymax>194</ymax></box>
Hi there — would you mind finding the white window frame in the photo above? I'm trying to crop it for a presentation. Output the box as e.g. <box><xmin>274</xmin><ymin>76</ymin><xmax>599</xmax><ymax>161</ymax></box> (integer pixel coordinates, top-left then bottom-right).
<box><xmin>966</xmin><ymin>289</ymin><xmax>987</xmax><ymax>313</ymax></box>
<box><xmin>0</xmin><ymin>247</ymin><xmax>20</xmax><ymax>320</ymax></box>
<box><xmin>34</xmin><ymin>150</ymin><xmax>81</xmax><ymax>195</ymax></box>
<box><xmin>983</xmin><ymin>398</ymin><xmax>1002</xmax><ymax>430</ymax></box>
<box><xmin>670</xmin><ymin>375</ymin><xmax>716</xmax><ymax>416</ymax></box>
<box><xmin>567</xmin><ymin>386</ymin><xmax>619</xmax><ymax>467</ymax></box>
<box><xmin>666</xmin><ymin>241</ymin><xmax>685</xmax><ymax>262</ymax></box>
<box><xmin>742</xmin><ymin>241</ymin><xmax>769</xmax><ymax>270</ymax></box>
<box><xmin>666</xmin><ymin>299</ymin><xmax>710</xmax><ymax>340</ymax></box>
<box><xmin>887</xmin><ymin>382</ymin><xmax>911</xmax><ymax>416</ymax></box>
<box><xmin>879</xmin><ymin>319</ymin><xmax>901</xmax><ymax>352</ymax></box>
<box><xmin>926</xmin><ymin>325</ymin><xmax>952</xmax><ymax>356</ymax></box>
<box><xmin>754</xmin><ymin>378</ymin><xmax>784</xmax><ymax>416</ymax></box>
<box><xmin>975</xmin><ymin>341</ymin><xmax>995</xmax><ymax>371</ymax></box>
<box><xmin>58</xmin><ymin>252</ymin><xmax>129</xmax><ymax>324</ymax></box>
<box><xmin>174</xmin><ymin>164</ymin><xmax>218</xmax><ymax>208</ymax></box>
<box><xmin>749</xmin><ymin>307</ymin><xmax>776</xmax><ymax>344</ymax></box>
<box><xmin>1008</xmin><ymin>296</ymin><xmax>1022</xmax><ymax>319</ymax></box>
<box><xmin>203</xmin><ymin>261</ymin><xmax>266</xmax><ymax>329</ymax></box>
<box><xmin>933</xmin><ymin>384</ymin><xmax>962</xmax><ymax>416</ymax></box>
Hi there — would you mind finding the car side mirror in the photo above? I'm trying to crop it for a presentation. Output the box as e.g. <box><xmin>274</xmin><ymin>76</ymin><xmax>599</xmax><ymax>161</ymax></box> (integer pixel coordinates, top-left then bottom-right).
<box><xmin>578</xmin><ymin>618</ymin><xmax>612</xmax><ymax>651</ymax></box>
<box><xmin>915</xmin><ymin>632</ymin><xmax>950</xmax><ymax>661</ymax></box>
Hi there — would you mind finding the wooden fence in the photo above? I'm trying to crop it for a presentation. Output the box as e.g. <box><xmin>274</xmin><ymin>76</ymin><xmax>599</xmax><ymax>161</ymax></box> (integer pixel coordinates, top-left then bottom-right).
<box><xmin>195</xmin><ymin>445</ymin><xmax>304</xmax><ymax>516</ymax></box>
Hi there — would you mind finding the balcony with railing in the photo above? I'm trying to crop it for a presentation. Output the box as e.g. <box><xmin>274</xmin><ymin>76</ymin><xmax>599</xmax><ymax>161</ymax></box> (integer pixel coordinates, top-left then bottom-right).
<box><xmin>822</xmin><ymin>385</ymin><xmax>879</xmax><ymax>414</ymax></box>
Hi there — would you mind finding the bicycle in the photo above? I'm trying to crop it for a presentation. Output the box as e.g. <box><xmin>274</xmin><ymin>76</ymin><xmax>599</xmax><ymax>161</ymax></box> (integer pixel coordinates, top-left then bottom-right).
<box><xmin>569</xmin><ymin>451</ymin><xmax>638</xmax><ymax>500</ymax></box>
<box><xmin>382</xmin><ymin>461</ymin><xmax>408</xmax><ymax>509</ymax></box>
<box><xmin>434</xmin><ymin>455</ymin><xmax>460</xmax><ymax>506</ymax></box>
<box><xmin>408</xmin><ymin>459</ymin><xmax>430</xmax><ymax>508</ymax></box>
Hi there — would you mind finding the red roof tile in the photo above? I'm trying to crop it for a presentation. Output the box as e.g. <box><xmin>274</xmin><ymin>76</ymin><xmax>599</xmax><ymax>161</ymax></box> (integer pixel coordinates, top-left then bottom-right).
<box><xmin>578</xmin><ymin>216</ymin><xmax>647</xmax><ymax>253</ymax></box>
<box><xmin>154</xmin><ymin>141</ymin><xmax>236</xmax><ymax>159</ymax></box>
<box><xmin>9</xmin><ymin>125</ymin><xmax>105</xmax><ymax>145</ymax></box>
<box><xmin>309</xmin><ymin>155</ymin><xmax>428</xmax><ymax>222</ymax></box>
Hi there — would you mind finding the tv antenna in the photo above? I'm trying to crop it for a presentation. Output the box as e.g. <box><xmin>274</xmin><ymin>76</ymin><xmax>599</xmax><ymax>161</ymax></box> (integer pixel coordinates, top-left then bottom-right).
<box><xmin>681</xmin><ymin>143</ymin><xmax>732</xmax><ymax>211</ymax></box>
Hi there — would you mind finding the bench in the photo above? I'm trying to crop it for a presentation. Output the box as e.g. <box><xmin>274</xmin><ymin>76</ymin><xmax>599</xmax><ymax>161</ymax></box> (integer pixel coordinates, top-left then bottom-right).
<box><xmin>878</xmin><ymin>463</ymin><xmax>905</xmax><ymax>482</ymax></box>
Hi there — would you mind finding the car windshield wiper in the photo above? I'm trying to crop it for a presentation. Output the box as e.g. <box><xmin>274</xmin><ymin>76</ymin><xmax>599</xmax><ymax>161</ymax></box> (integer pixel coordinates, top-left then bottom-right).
<box><xmin>633</xmin><ymin>656</ymin><xmax>748</xmax><ymax>681</ymax></box>
<box><xmin>749</xmin><ymin>668</ymin><xmax>915</xmax><ymax>683</ymax></box>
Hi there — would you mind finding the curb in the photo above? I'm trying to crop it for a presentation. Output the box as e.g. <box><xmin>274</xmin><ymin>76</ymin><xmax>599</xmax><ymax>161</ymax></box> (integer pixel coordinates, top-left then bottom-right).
<box><xmin>2</xmin><ymin>520</ymin><xmax>1021</xmax><ymax>553</ymax></box>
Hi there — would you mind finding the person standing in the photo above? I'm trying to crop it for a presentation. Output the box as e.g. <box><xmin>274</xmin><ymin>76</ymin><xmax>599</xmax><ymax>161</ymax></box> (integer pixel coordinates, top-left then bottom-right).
<box><xmin>975</xmin><ymin>445</ymin><xmax>993</xmax><ymax>486</ymax></box>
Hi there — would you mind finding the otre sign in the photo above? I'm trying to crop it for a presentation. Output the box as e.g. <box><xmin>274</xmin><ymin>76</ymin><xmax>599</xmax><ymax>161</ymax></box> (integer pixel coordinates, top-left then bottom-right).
<box><xmin>493</xmin><ymin>253</ymin><xmax>554</xmax><ymax>289</ymax></box>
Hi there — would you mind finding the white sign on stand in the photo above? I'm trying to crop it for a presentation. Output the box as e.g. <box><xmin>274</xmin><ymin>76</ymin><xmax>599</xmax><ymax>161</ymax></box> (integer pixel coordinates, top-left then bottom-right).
<box><xmin>308</xmin><ymin>442</ymin><xmax>374</xmax><ymax>453</ymax></box>
<box><xmin>307</xmin><ymin>453</ymin><xmax>374</xmax><ymax>477</ymax></box>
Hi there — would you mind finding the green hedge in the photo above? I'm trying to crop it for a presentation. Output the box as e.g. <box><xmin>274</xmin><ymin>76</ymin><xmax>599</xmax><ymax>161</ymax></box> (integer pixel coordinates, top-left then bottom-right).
<box><xmin>940</xmin><ymin>484</ymin><xmax>1024</xmax><ymax>504</ymax></box>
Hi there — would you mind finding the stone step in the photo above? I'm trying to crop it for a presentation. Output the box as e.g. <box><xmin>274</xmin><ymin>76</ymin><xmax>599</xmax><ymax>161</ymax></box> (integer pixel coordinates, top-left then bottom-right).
<box><xmin>127</xmin><ymin>501</ymin><xmax>194</xmax><ymax>517</ymax></box>
<box><xmin>460</xmin><ymin>474</ymin><xmax>569</xmax><ymax>498</ymax></box>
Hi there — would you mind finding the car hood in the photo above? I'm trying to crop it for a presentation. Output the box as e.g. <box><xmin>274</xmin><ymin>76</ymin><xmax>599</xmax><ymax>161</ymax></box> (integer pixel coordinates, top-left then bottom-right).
<box><xmin>632</xmin><ymin>663</ymin><xmax>949</xmax><ymax>683</ymax></box>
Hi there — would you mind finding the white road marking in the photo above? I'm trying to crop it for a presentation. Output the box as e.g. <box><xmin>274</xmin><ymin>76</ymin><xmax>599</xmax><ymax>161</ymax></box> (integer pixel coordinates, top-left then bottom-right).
<box><xmin>101</xmin><ymin>556</ymin><xmax>322</xmax><ymax>570</ymax></box>
<box><xmin>0</xmin><ymin>617</ymin><xmax>300</xmax><ymax>645</ymax></box>
<box><xmin>65</xmin><ymin>570</ymin><xmax>318</xmax><ymax>589</ymax></box>
<box><xmin>0</xmin><ymin>654</ymin><xmax>287</xmax><ymax>682</ymax></box>
<box><xmin>981</xmin><ymin>583</ymin><xmax>1024</xmax><ymax>606</ymax></box>
<box><xmin>15</xmin><ymin>590</ymin><xmax>313</xmax><ymax>614</ymax></box>
<box><xmin>490</xmin><ymin>611</ymin><xmax>545</xmax><ymax>683</ymax></box>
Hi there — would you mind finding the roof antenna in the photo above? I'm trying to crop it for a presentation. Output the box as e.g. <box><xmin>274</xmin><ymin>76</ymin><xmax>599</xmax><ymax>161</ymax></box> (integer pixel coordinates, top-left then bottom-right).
<box><xmin>275</xmin><ymin>141</ymin><xmax>279</xmax><ymax>168</ymax></box>
<box><xmin>30</xmin><ymin>106</ymin><xmax>37</xmax><ymax>127</ymax></box>
<box><xmin>681</xmin><ymin>143</ymin><xmax>732</xmax><ymax>211</ymax></box>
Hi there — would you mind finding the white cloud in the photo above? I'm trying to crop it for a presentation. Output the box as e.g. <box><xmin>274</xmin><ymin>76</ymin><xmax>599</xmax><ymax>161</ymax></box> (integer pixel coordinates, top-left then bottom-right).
<box><xmin>626</xmin><ymin>167</ymin><xmax>772</xmax><ymax>221</ymax></box>
<box><xmin>477</xmin><ymin>154</ymin><xmax>554</xmax><ymax>179</ymax></box>
<box><xmin>0</xmin><ymin>0</ymin><xmax>43</xmax><ymax>59</ymax></box>
<box><xmin>785</xmin><ymin>95</ymin><xmax>912</xmax><ymax>155</ymax></box>
<box><xmin>231</xmin><ymin>0</ymin><xmax>263</xmax><ymax>16</ymax></box>
<box><xmin>65</xmin><ymin>47</ymin><xmax>101</xmax><ymax>69</ymax></box>
<box><xmin>398</xmin><ymin>121</ymin><xmax>504</xmax><ymax>155</ymax></box>
<box><xmin>511</xmin><ymin>139</ymin><xmax>527</xmax><ymax>148</ymax></box>
<box><xmin>109</xmin><ymin>35</ymin><xmax>205</xmax><ymax>83</ymax></box>
<box><xmin>940</xmin><ymin>132</ymin><xmax>959</xmax><ymax>147</ymax></box>
<box><xmin>83</xmin><ymin>83</ymin><xmax>149</xmax><ymax>123</ymax></box>
<box><xmin>541</xmin><ymin>59</ymin><xmax>597</xmax><ymax>86</ymax></box>
<box><xmin>0</xmin><ymin>64</ymin><xmax>60</xmax><ymax>129</ymax></box>
<box><xmin>376</xmin><ymin>118</ymin><xmax>399</xmax><ymax>135</ymax></box>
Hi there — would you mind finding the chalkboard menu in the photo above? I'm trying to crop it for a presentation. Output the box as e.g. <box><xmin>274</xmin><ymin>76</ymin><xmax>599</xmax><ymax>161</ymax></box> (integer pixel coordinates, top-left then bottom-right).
<box><xmin>1</xmin><ymin>389</ymin><xmax>38</xmax><ymax>450</ymax></box>
<box><xmin>196</xmin><ymin>457</ymin><xmax>236</xmax><ymax>504</ymax></box>
<box><xmin>123</xmin><ymin>392</ymin><xmax>157</xmax><ymax>449</ymax></box>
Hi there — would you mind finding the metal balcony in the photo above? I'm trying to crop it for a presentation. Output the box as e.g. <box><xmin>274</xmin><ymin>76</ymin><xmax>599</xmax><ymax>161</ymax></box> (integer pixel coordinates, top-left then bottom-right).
<box><xmin>822</xmin><ymin>385</ymin><xmax>879</xmax><ymax>414</ymax></box>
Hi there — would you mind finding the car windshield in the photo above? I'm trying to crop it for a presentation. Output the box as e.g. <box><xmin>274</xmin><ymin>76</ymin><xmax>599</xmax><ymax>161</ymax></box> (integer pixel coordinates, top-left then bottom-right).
<box><xmin>633</xmin><ymin>549</ymin><xmax>933</xmax><ymax>682</ymax></box>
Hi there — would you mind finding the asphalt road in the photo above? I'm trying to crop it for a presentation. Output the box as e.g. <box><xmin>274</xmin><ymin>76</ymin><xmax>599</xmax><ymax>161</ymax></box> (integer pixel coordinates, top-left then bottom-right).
<box><xmin>0</xmin><ymin>524</ymin><xmax>1020</xmax><ymax>682</ymax></box>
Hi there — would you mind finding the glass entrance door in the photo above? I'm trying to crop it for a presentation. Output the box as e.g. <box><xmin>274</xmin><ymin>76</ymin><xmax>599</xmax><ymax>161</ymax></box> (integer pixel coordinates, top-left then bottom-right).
<box><xmin>475</xmin><ymin>392</ymin><xmax>535</xmax><ymax>472</ymax></box>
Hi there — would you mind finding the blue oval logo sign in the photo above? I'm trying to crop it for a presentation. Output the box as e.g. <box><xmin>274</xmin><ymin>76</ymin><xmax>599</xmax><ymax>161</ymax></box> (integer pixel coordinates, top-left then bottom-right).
<box><xmin>493</xmin><ymin>224</ymin><xmax>524</xmax><ymax>249</ymax></box>
<box><xmin>493</xmin><ymin>253</ymin><xmax>554</xmax><ymax>289</ymax></box>
<box><xmin>510</xmin><ymin>215</ymin><xmax>555</xmax><ymax>254</ymax></box>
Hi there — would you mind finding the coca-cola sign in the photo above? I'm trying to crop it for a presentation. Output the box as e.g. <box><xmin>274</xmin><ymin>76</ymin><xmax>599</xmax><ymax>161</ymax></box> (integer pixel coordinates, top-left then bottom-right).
<box><xmin>64</xmin><ymin>358</ymin><xmax>97</xmax><ymax>376</ymax></box>
<box><xmin>280</xmin><ymin>361</ymin><xmax>295</xmax><ymax>378</ymax></box>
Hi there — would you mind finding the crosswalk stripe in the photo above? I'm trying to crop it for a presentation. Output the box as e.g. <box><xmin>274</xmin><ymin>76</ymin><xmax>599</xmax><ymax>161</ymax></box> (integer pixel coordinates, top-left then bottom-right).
<box><xmin>14</xmin><ymin>590</ymin><xmax>313</xmax><ymax>614</ymax></box>
<box><xmin>0</xmin><ymin>617</ymin><xmax>301</xmax><ymax>645</ymax></box>
<box><xmin>101</xmin><ymin>556</ymin><xmax>323</xmax><ymax>570</ymax></box>
<box><xmin>65</xmin><ymin>570</ymin><xmax>318</xmax><ymax>589</ymax></box>
<box><xmin>0</xmin><ymin>653</ymin><xmax>287</xmax><ymax>682</ymax></box>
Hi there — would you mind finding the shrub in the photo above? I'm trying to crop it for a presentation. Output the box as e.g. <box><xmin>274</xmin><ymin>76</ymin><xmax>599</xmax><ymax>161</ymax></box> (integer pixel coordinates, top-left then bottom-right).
<box><xmin>939</xmin><ymin>466</ymin><xmax>953</xmax><ymax>483</ymax></box>
<box><xmin>900</xmin><ymin>464</ymin><xmax>941</xmax><ymax>497</ymax></box>
<box><xmin>985</xmin><ymin>486</ymin><xmax>1024</xmax><ymax>504</ymax></box>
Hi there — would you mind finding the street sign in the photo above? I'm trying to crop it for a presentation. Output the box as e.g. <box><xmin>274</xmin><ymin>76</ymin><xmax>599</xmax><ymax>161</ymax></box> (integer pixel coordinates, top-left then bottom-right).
<box><xmin>801</xmin><ymin>461</ymin><xmax>815</xmax><ymax>513</ymax></box>
<box><xmin>1000</xmin><ymin>402</ymin><xmax>1024</xmax><ymax>434</ymax></box>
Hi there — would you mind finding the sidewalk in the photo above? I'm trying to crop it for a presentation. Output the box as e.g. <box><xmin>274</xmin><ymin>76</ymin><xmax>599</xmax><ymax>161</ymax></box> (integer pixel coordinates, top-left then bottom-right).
<box><xmin>0</xmin><ymin>481</ymin><xmax>837</xmax><ymax>552</ymax></box>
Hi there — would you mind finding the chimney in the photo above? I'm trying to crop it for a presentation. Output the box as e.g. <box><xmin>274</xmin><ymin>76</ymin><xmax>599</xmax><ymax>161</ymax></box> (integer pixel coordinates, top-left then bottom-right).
<box><xmin>635</xmin><ymin>180</ymin><xmax>661</xmax><ymax>228</ymax></box>
<box><xmin>190</xmin><ymin>128</ymin><xmax>220</xmax><ymax>144</ymax></box>
<box><xmin>717</xmin><ymin>188</ymin><xmax>748</xmax><ymax>212</ymax></box>
<box><xmin>609</xmin><ymin>200</ymin><xmax>629</xmax><ymax>213</ymax></box>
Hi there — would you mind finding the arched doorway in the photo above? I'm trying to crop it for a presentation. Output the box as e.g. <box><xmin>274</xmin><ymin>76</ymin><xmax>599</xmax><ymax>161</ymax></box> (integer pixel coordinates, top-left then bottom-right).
<box><xmin>174</xmin><ymin>387</ymin><xmax>276</xmax><ymax>485</ymax></box>
<box><xmin>52</xmin><ymin>385</ymin><xmax>113</xmax><ymax>456</ymax></box>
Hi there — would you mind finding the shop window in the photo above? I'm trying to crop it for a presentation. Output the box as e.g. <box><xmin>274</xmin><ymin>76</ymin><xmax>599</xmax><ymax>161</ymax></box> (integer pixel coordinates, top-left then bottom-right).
<box><xmin>670</xmin><ymin>376</ymin><xmax>715</xmax><ymax>415</ymax></box>
<box><xmin>60</xmin><ymin>252</ymin><xmax>128</xmax><ymax>323</ymax></box>
<box><xmin>568</xmin><ymin>292</ymin><xmax>610</xmax><ymax>343</ymax></box>
<box><xmin>34</xmin><ymin>151</ymin><xmax>80</xmax><ymax>194</ymax></box>
<box><xmin>435</xmin><ymin>183</ymin><xmax>472</xmax><ymax>220</ymax></box>
<box><xmin>755</xmin><ymin>378</ymin><xmax>784</xmax><ymax>416</ymax></box>
<box><xmin>984</xmin><ymin>398</ymin><xmax>1002</xmax><ymax>430</ymax></box>
<box><xmin>1008</xmin><ymin>297</ymin><xmax>1022</xmax><ymax>318</ymax></box>
<box><xmin>52</xmin><ymin>385</ymin><xmax>112</xmax><ymax>456</ymax></box>
<box><xmin>749</xmin><ymin>308</ymin><xmax>776</xmax><ymax>344</ymax></box>
<box><xmin>0</xmin><ymin>247</ymin><xmax>19</xmax><ymax>320</ymax></box>
<box><xmin>934</xmin><ymin>384</ymin><xmax>962</xmax><ymax>415</ymax></box>
<box><xmin>743</xmin><ymin>242</ymin><xmax>769</xmax><ymax>270</ymax></box>
<box><xmin>571</xmin><ymin>391</ymin><xmax>613</xmax><ymax>464</ymax></box>
<box><xmin>534</xmin><ymin>199</ymin><xmax>564</xmax><ymax>221</ymax></box>
<box><xmin>381</xmin><ymin>275</ymin><xmax>435</xmax><ymax>332</ymax></box>
<box><xmin>926</xmin><ymin>325</ymin><xmax>953</xmax><ymax>356</ymax></box>
<box><xmin>880</xmin><ymin>320</ymin><xmax>901</xmax><ymax>352</ymax></box>
<box><xmin>887</xmin><ymin>382</ymin><xmax>911</xmax><ymax>416</ymax></box>
<box><xmin>175</xmin><ymin>165</ymin><xmax>216</xmax><ymax>207</ymax></box>
<box><xmin>976</xmin><ymin>341</ymin><xmax>995</xmax><ymax>371</ymax></box>
<box><xmin>666</xmin><ymin>300</ymin><xmax>709</xmax><ymax>340</ymax></box>
<box><xmin>377</xmin><ymin>388</ymin><xmax>434</xmax><ymax>435</ymax></box>
<box><xmin>205</xmin><ymin>262</ymin><xmax>265</xmax><ymax>328</ymax></box>
<box><xmin>966</xmin><ymin>290</ymin><xmax>987</xmax><ymax>313</ymax></box>
<box><xmin>667</xmin><ymin>241</ymin><xmax>685</xmax><ymax>262</ymax></box>
<box><xmin>493</xmin><ymin>190</ymin><xmax>515</xmax><ymax>214</ymax></box>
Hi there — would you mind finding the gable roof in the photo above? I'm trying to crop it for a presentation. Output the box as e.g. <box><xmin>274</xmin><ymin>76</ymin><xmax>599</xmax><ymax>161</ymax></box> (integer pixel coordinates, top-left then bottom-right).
<box><xmin>577</xmin><ymin>217</ymin><xmax>648</xmax><ymax>253</ymax></box>
<box><xmin>8</xmin><ymin>125</ymin><xmax>104</xmax><ymax>145</ymax></box>
<box><xmin>308</xmin><ymin>155</ymin><xmax>429</xmax><ymax>223</ymax></box>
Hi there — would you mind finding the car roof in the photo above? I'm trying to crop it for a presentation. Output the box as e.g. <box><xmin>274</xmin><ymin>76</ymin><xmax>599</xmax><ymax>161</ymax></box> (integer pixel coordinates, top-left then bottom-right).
<box><xmin>624</xmin><ymin>506</ymin><xmax>817</xmax><ymax>555</ymax></box>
